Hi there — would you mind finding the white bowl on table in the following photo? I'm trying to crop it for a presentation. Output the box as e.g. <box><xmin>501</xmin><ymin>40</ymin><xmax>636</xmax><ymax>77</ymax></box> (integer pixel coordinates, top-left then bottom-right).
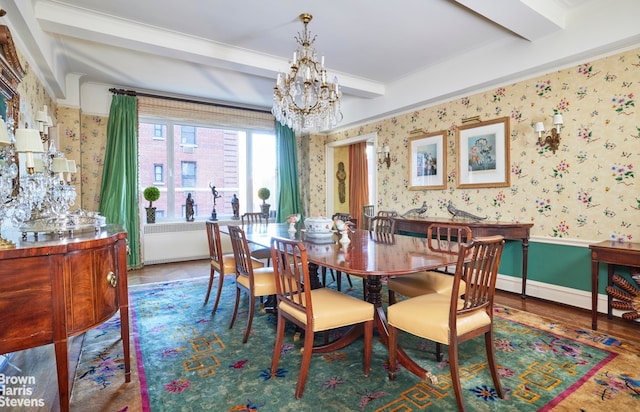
<box><xmin>304</xmin><ymin>216</ymin><xmax>334</xmax><ymax>238</ymax></box>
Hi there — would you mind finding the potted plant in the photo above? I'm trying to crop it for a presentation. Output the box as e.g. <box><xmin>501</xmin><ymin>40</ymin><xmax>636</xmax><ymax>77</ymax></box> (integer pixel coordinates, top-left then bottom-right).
<box><xmin>257</xmin><ymin>187</ymin><xmax>271</xmax><ymax>219</ymax></box>
<box><xmin>143</xmin><ymin>186</ymin><xmax>161</xmax><ymax>224</ymax></box>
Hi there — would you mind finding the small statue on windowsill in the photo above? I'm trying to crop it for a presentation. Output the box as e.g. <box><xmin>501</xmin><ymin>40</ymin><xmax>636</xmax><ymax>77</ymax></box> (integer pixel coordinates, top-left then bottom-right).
<box><xmin>209</xmin><ymin>182</ymin><xmax>222</xmax><ymax>221</ymax></box>
<box><xmin>231</xmin><ymin>194</ymin><xmax>240</xmax><ymax>220</ymax></box>
<box><xmin>185</xmin><ymin>193</ymin><xmax>195</xmax><ymax>222</ymax></box>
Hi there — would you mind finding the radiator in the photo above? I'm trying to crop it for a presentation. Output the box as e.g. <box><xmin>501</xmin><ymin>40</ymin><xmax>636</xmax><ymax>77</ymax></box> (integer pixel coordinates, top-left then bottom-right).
<box><xmin>142</xmin><ymin>221</ymin><xmax>233</xmax><ymax>265</ymax></box>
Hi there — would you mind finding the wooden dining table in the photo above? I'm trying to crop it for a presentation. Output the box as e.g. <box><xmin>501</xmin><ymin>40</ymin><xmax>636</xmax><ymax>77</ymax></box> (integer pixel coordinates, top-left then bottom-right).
<box><xmin>221</xmin><ymin>222</ymin><xmax>461</xmax><ymax>380</ymax></box>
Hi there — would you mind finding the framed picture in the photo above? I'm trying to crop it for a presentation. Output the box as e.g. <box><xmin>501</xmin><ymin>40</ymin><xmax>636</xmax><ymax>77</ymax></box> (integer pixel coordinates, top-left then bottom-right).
<box><xmin>408</xmin><ymin>130</ymin><xmax>447</xmax><ymax>190</ymax></box>
<box><xmin>456</xmin><ymin>117</ymin><xmax>510</xmax><ymax>189</ymax></box>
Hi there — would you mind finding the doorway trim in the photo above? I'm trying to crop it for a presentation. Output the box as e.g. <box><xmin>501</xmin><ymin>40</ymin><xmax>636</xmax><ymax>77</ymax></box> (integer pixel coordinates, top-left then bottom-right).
<box><xmin>325</xmin><ymin>132</ymin><xmax>378</xmax><ymax>217</ymax></box>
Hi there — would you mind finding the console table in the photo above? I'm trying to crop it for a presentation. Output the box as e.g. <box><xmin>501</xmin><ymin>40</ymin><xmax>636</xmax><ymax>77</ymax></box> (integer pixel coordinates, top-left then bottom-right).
<box><xmin>589</xmin><ymin>240</ymin><xmax>640</xmax><ymax>330</ymax></box>
<box><xmin>0</xmin><ymin>226</ymin><xmax>130</xmax><ymax>412</ymax></box>
<box><xmin>395</xmin><ymin>216</ymin><xmax>533</xmax><ymax>297</ymax></box>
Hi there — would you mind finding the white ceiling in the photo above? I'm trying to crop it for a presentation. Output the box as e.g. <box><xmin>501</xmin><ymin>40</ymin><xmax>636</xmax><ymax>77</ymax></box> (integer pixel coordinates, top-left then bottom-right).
<box><xmin>3</xmin><ymin>0</ymin><xmax>640</xmax><ymax>130</ymax></box>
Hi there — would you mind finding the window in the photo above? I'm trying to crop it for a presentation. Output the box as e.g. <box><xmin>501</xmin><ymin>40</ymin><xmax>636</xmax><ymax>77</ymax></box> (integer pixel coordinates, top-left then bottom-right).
<box><xmin>153</xmin><ymin>164</ymin><xmax>164</xmax><ymax>184</ymax></box>
<box><xmin>153</xmin><ymin>124</ymin><xmax>164</xmax><ymax>139</ymax></box>
<box><xmin>138</xmin><ymin>119</ymin><xmax>276</xmax><ymax>221</ymax></box>
<box><xmin>181</xmin><ymin>161</ymin><xmax>196</xmax><ymax>187</ymax></box>
<box><xmin>180</xmin><ymin>125</ymin><xmax>196</xmax><ymax>146</ymax></box>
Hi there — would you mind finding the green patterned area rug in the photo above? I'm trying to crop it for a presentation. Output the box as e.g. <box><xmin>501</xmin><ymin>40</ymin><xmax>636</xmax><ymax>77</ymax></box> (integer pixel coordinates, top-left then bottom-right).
<box><xmin>71</xmin><ymin>277</ymin><xmax>640</xmax><ymax>411</ymax></box>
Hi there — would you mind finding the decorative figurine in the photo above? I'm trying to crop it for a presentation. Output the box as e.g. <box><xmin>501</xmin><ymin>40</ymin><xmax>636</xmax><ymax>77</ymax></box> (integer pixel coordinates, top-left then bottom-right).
<box><xmin>336</xmin><ymin>161</ymin><xmax>347</xmax><ymax>204</ymax></box>
<box><xmin>231</xmin><ymin>194</ymin><xmax>240</xmax><ymax>220</ymax></box>
<box><xmin>209</xmin><ymin>182</ymin><xmax>222</xmax><ymax>221</ymax></box>
<box><xmin>287</xmin><ymin>214</ymin><xmax>301</xmax><ymax>234</ymax></box>
<box><xmin>447</xmin><ymin>201</ymin><xmax>487</xmax><ymax>221</ymax></box>
<box><xmin>401</xmin><ymin>201</ymin><xmax>429</xmax><ymax>217</ymax></box>
<box><xmin>185</xmin><ymin>193</ymin><xmax>195</xmax><ymax>222</ymax></box>
<box><xmin>334</xmin><ymin>218</ymin><xmax>353</xmax><ymax>245</ymax></box>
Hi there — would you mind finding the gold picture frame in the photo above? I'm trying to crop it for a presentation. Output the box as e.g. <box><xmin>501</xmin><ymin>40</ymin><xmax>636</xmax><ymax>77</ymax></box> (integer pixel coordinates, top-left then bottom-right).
<box><xmin>456</xmin><ymin>117</ymin><xmax>510</xmax><ymax>189</ymax></box>
<box><xmin>408</xmin><ymin>130</ymin><xmax>447</xmax><ymax>190</ymax></box>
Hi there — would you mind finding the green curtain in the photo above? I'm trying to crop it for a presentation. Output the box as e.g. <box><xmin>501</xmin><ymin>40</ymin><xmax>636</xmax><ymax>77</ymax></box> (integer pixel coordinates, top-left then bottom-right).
<box><xmin>99</xmin><ymin>94</ymin><xmax>140</xmax><ymax>268</ymax></box>
<box><xmin>275</xmin><ymin>122</ymin><xmax>303</xmax><ymax>223</ymax></box>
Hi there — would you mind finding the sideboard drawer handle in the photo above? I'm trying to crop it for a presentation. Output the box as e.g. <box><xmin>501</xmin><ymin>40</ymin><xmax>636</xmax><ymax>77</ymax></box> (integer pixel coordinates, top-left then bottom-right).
<box><xmin>107</xmin><ymin>272</ymin><xmax>117</xmax><ymax>288</ymax></box>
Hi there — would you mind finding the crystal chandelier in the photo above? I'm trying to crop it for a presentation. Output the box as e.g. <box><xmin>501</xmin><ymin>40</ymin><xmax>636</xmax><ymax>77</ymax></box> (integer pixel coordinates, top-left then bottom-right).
<box><xmin>272</xmin><ymin>13</ymin><xmax>343</xmax><ymax>133</ymax></box>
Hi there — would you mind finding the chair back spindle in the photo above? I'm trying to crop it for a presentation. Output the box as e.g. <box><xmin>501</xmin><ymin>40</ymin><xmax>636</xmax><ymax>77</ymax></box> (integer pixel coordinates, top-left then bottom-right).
<box><xmin>370</xmin><ymin>216</ymin><xmax>396</xmax><ymax>234</ymax></box>
<box><xmin>229</xmin><ymin>225</ymin><xmax>253</xmax><ymax>287</ymax></box>
<box><xmin>453</xmin><ymin>235</ymin><xmax>504</xmax><ymax>315</ymax></box>
<box><xmin>271</xmin><ymin>238</ymin><xmax>309</xmax><ymax>317</ymax></box>
<box><xmin>362</xmin><ymin>205</ymin><xmax>375</xmax><ymax>230</ymax></box>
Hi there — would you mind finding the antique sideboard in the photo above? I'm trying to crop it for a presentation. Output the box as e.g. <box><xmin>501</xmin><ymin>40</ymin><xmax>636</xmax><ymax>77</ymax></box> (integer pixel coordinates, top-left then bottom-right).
<box><xmin>0</xmin><ymin>226</ymin><xmax>130</xmax><ymax>412</ymax></box>
<box><xmin>395</xmin><ymin>216</ymin><xmax>533</xmax><ymax>297</ymax></box>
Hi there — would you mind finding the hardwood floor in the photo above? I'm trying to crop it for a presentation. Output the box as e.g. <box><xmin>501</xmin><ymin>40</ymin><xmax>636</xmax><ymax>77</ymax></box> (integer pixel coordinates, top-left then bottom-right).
<box><xmin>4</xmin><ymin>259</ymin><xmax>640</xmax><ymax>411</ymax></box>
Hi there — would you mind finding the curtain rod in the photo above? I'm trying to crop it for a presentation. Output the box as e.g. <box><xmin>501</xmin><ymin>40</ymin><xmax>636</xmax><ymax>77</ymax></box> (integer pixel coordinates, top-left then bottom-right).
<box><xmin>108</xmin><ymin>88</ymin><xmax>272</xmax><ymax>115</ymax></box>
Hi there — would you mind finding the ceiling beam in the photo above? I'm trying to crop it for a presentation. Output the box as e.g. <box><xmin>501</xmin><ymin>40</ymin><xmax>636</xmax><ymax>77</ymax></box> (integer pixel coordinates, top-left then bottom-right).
<box><xmin>454</xmin><ymin>0</ymin><xmax>565</xmax><ymax>41</ymax></box>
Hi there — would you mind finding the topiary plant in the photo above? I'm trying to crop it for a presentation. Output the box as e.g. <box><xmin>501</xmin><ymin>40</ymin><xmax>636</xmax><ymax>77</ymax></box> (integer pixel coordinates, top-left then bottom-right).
<box><xmin>143</xmin><ymin>186</ymin><xmax>161</xmax><ymax>208</ymax></box>
<box><xmin>257</xmin><ymin>187</ymin><xmax>270</xmax><ymax>204</ymax></box>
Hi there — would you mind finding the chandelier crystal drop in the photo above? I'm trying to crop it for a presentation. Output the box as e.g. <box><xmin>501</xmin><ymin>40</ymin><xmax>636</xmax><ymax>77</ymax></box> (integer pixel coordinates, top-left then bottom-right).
<box><xmin>272</xmin><ymin>13</ymin><xmax>343</xmax><ymax>133</ymax></box>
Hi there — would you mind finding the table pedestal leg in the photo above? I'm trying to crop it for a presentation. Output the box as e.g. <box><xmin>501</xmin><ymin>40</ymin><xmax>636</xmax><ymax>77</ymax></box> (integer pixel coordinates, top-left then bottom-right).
<box><xmin>308</xmin><ymin>262</ymin><xmax>322</xmax><ymax>290</ymax></box>
<box><xmin>368</xmin><ymin>277</ymin><xmax>434</xmax><ymax>380</ymax></box>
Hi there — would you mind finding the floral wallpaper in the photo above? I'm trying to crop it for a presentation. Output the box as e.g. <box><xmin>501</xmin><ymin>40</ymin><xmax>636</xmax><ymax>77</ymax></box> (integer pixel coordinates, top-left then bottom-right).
<box><xmin>78</xmin><ymin>114</ymin><xmax>108</xmax><ymax>212</ymax></box>
<box><xmin>14</xmin><ymin>39</ymin><xmax>639</xmax><ymax>243</ymax></box>
<box><xmin>16</xmin><ymin>57</ymin><xmax>54</xmax><ymax>131</ymax></box>
<box><xmin>309</xmin><ymin>48</ymin><xmax>639</xmax><ymax>242</ymax></box>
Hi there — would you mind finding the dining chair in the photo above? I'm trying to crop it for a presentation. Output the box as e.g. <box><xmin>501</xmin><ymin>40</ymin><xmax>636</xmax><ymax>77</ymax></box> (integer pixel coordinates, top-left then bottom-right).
<box><xmin>362</xmin><ymin>205</ymin><xmax>375</xmax><ymax>230</ymax></box>
<box><xmin>358</xmin><ymin>215</ymin><xmax>397</xmax><ymax>299</ymax></box>
<box><xmin>387</xmin><ymin>224</ymin><xmax>472</xmax><ymax>360</ymax></box>
<box><xmin>377</xmin><ymin>210</ymin><xmax>398</xmax><ymax>218</ymax></box>
<box><xmin>228</xmin><ymin>225</ymin><xmax>277</xmax><ymax>343</ymax></box>
<box><xmin>241</xmin><ymin>212</ymin><xmax>272</xmax><ymax>265</ymax></box>
<box><xmin>387</xmin><ymin>235</ymin><xmax>505</xmax><ymax>412</ymax></box>
<box><xmin>204</xmin><ymin>221</ymin><xmax>238</xmax><ymax>313</ymax></box>
<box><xmin>370</xmin><ymin>215</ymin><xmax>396</xmax><ymax>234</ymax></box>
<box><xmin>270</xmin><ymin>236</ymin><xmax>374</xmax><ymax>399</ymax></box>
<box><xmin>387</xmin><ymin>224</ymin><xmax>473</xmax><ymax>304</ymax></box>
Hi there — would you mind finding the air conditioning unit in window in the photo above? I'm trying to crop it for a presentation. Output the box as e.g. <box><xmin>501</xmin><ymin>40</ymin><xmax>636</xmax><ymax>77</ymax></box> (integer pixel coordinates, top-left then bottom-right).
<box><xmin>182</xmin><ymin>146</ymin><xmax>194</xmax><ymax>154</ymax></box>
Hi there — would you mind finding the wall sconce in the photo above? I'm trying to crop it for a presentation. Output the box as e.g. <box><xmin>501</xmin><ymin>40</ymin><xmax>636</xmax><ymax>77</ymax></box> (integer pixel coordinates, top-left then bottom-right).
<box><xmin>535</xmin><ymin>114</ymin><xmax>563</xmax><ymax>154</ymax></box>
<box><xmin>377</xmin><ymin>143</ymin><xmax>391</xmax><ymax>168</ymax></box>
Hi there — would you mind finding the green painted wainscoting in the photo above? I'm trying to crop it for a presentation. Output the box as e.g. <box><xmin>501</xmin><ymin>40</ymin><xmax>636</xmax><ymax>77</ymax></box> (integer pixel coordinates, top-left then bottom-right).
<box><xmin>505</xmin><ymin>241</ymin><xmax>635</xmax><ymax>295</ymax></box>
<box><xmin>399</xmin><ymin>230</ymin><xmax>635</xmax><ymax>296</ymax></box>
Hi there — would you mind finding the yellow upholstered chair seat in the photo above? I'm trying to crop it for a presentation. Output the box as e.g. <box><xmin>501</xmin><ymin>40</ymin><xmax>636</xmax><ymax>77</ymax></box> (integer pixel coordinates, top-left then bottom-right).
<box><xmin>278</xmin><ymin>288</ymin><xmax>373</xmax><ymax>332</ymax></box>
<box><xmin>236</xmin><ymin>267</ymin><xmax>276</xmax><ymax>296</ymax></box>
<box><xmin>388</xmin><ymin>293</ymin><xmax>490</xmax><ymax>344</ymax></box>
<box><xmin>212</xmin><ymin>253</ymin><xmax>238</xmax><ymax>274</ymax></box>
<box><xmin>387</xmin><ymin>271</ymin><xmax>466</xmax><ymax>298</ymax></box>
<box><xmin>388</xmin><ymin>224</ymin><xmax>472</xmax><ymax>306</ymax></box>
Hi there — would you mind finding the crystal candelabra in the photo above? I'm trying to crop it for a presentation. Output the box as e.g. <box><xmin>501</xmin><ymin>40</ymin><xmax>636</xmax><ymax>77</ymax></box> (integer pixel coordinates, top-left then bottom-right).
<box><xmin>1</xmin><ymin>125</ymin><xmax>105</xmax><ymax>242</ymax></box>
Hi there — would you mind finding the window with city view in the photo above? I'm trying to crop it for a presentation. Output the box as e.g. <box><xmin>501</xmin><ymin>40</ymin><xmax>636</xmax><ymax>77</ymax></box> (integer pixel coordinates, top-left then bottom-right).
<box><xmin>138</xmin><ymin>119</ymin><xmax>276</xmax><ymax>222</ymax></box>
